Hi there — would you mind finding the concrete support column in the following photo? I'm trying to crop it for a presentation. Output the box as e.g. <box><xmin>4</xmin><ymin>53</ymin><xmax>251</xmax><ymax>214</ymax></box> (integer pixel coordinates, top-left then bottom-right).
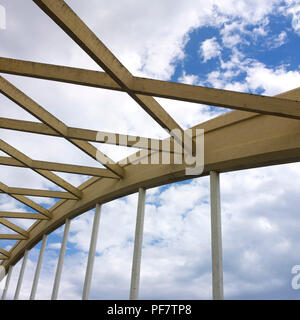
<box><xmin>82</xmin><ymin>203</ymin><xmax>102</xmax><ymax>300</ymax></box>
<box><xmin>51</xmin><ymin>218</ymin><xmax>71</xmax><ymax>300</ymax></box>
<box><xmin>1</xmin><ymin>265</ymin><xmax>13</xmax><ymax>300</ymax></box>
<box><xmin>30</xmin><ymin>234</ymin><xmax>48</xmax><ymax>300</ymax></box>
<box><xmin>130</xmin><ymin>187</ymin><xmax>146</xmax><ymax>300</ymax></box>
<box><xmin>210</xmin><ymin>171</ymin><xmax>224</xmax><ymax>300</ymax></box>
<box><xmin>14</xmin><ymin>250</ymin><xmax>29</xmax><ymax>300</ymax></box>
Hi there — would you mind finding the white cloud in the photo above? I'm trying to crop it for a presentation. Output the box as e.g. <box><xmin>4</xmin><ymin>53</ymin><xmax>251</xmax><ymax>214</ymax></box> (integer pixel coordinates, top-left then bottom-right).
<box><xmin>203</xmin><ymin>48</ymin><xmax>300</xmax><ymax>96</ymax></box>
<box><xmin>268</xmin><ymin>31</ymin><xmax>288</xmax><ymax>49</ymax></box>
<box><xmin>213</xmin><ymin>0</ymin><xmax>281</xmax><ymax>24</ymax></box>
<box><xmin>178</xmin><ymin>71</ymin><xmax>199</xmax><ymax>85</ymax></box>
<box><xmin>286</xmin><ymin>2</ymin><xmax>300</xmax><ymax>35</ymax></box>
<box><xmin>200</xmin><ymin>37</ymin><xmax>222</xmax><ymax>62</ymax></box>
<box><xmin>220</xmin><ymin>21</ymin><xmax>246</xmax><ymax>48</ymax></box>
<box><xmin>245</xmin><ymin>62</ymin><xmax>300</xmax><ymax>95</ymax></box>
<box><xmin>275</xmin><ymin>30</ymin><xmax>288</xmax><ymax>46</ymax></box>
<box><xmin>252</xmin><ymin>18</ymin><xmax>269</xmax><ymax>37</ymax></box>
<box><xmin>48</xmin><ymin>243</ymin><xmax>63</xmax><ymax>250</ymax></box>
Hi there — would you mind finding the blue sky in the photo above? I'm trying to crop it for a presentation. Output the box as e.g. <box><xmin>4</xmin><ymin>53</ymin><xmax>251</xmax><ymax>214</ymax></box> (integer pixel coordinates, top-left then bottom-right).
<box><xmin>1</xmin><ymin>0</ymin><xmax>300</xmax><ymax>300</ymax></box>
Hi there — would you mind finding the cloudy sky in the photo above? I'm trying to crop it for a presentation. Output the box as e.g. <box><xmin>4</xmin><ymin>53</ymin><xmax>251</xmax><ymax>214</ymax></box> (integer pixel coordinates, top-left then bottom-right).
<box><xmin>1</xmin><ymin>0</ymin><xmax>300</xmax><ymax>300</ymax></box>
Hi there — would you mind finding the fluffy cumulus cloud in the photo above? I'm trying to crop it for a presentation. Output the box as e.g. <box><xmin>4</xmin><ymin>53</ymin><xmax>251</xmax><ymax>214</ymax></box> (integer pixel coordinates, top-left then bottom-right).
<box><xmin>200</xmin><ymin>37</ymin><xmax>222</xmax><ymax>62</ymax></box>
<box><xmin>285</xmin><ymin>0</ymin><xmax>300</xmax><ymax>35</ymax></box>
<box><xmin>1</xmin><ymin>0</ymin><xmax>300</xmax><ymax>300</ymax></box>
<box><xmin>198</xmin><ymin>54</ymin><xmax>300</xmax><ymax>96</ymax></box>
<box><xmin>270</xmin><ymin>31</ymin><xmax>288</xmax><ymax>48</ymax></box>
<box><xmin>245</xmin><ymin>62</ymin><xmax>300</xmax><ymax>96</ymax></box>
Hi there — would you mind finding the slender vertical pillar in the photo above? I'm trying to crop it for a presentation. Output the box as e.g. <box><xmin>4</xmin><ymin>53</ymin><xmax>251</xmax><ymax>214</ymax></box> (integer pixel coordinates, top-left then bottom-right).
<box><xmin>51</xmin><ymin>218</ymin><xmax>71</xmax><ymax>300</ymax></box>
<box><xmin>130</xmin><ymin>187</ymin><xmax>146</xmax><ymax>300</ymax></box>
<box><xmin>13</xmin><ymin>250</ymin><xmax>29</xmax><ymax>300</ymax></box>
<box><xmin>210</xmin><ymin>171</ymin><xmax>224</xmax><ymax>300</ymax></box>
<box><xmin>30</xmin><ymin>234</ymin><xmax>48</xmax><ymax>300</ymax></box>
<box><xmin>1</xmin><ymin>265</ymin><xmax>13</xmax><ymax>300</ymax></box>
<box><xmin>82</xmin><ymin>203</ymin><xmax>102</xmax><ymax>300</ymax></box>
